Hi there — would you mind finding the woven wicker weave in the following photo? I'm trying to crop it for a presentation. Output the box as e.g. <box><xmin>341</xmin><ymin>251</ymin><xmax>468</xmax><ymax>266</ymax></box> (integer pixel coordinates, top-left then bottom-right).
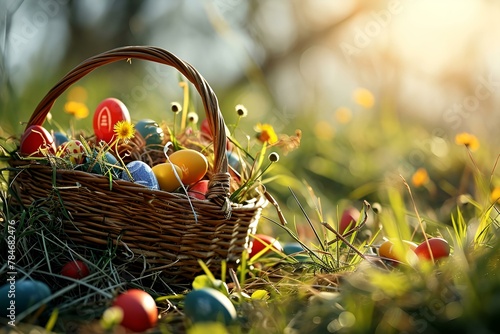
<box><xmin>9</xmin><ymin>46</ymin><xmax>268</xmax><ymax>282</ymax></box>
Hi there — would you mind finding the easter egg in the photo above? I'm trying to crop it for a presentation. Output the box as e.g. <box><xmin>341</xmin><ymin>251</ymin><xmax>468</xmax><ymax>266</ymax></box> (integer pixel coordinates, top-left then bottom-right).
<box><xmin>58</xmin><ymin>140</ymin><xmax>86</xmax><ymax>165</ymax></box>
<box><xmin>168</xmin><ymin>149</ymin><xmax>208</xmax><ymax>185</ymax></box>
<box><xmin>53</xmin><ymin>132</ymin><xmax>68</xmax><ymax>147</ymax></box>
<box><xmin>87</xmin><ymin>151</ymin><xmax>121</xmax><ymax>178</ymax></box>
<box><xmin>135</xmin><ymin>119</ymin><xmax>164</xmax><ymax>146</ymax></box>
<box><xmin>0</xmin><ymin>280</ymin><xmax>51</xmax><ymax>316</ymax></box>
<box><xmin>93</xmin><ymin>98</ymin><xmax>131</xmax><ymax>144</ymax></box>
<box><xmin>188</xmin><ymin>180</ymin><xmax>209</xmax><ymax>200</ymax></box>
<box><xmin>61</xmin><ymin>260</ymin><xmax>90</xmax><ymax>279</ymax></box>
<box><xmin>283</xmin><ymin>242</ymin><xmax>304</xmax><ymax>255</ymax></box>
<box><xmin>20</xmin><ymin>125</ymin><xmax>56</xmax><ymax>157</ymax></box>
<box><xmin>249</xmin><ymin>234</ymin><xmax>283</xmax><ymax>258</ymax></box>
<box><xmin>200</xmin><ymin>118</ymin><xmax>212</xmax><ymax>140</ymax></box>
<box><xmin>378</xmin><ymin>240</ymin><xmax>418</xmax><ymax>264</ymax></box>
<box><xmin>200</xmin><ymin>118</ymin><xmax>234</xmax><ymax>150</ymax></box>
<box><xmin>152</xmin><ymin>162</ymin><xmax>183</xmax><ymax>191</ymax></box>
<box><xmin>339</xmin><ymin>207</ymin><xmax>360</xmax><ymax>235</ymax></box>
<box><xmin>112</xmin><ymin>289</ymin><xmax>158</xmax><ymax>332</ymax></box>
<box><xmin>283</xmin><ymin>242</ymin><xmax>310</xmax><ymax>262</ymax></box>
<box><xmin>184</xmin><ymin>288</ymin><xmax>237</xmax><ymax>325</ymax></box>
<box><xmin>121</xmin><ymin>161</ymin><xmax>159</xmax><ymax>190</ymax></box>
<box><xmin>414</xmin><ymin>238</ymin><xmax>450</xmax><ymax>261</ymax></box>
<box><xmin>227</xmin><ymin>151</ymin><xmax>241</xmax><ymax>171</ymax></box>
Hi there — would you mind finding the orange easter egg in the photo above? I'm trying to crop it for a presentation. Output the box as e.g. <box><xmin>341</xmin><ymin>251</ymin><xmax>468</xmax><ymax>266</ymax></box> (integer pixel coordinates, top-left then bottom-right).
<box><xmin>168</xmin><ymin>149</ymin><xmax>208</xmax><ymax>185</ymax></box>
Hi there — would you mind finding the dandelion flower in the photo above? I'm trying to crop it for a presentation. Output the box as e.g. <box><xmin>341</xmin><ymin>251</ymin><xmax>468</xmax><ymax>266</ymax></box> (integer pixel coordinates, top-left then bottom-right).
<box><xmin>255</xmin><ymin>123</ymin><xmax>278</xmax><ymax>145</ymax></box>
<box><xmin>113</xmin><ymin>121</ymin><xmax>135</xmax><ymax>142</ymax></box>
<box><xmin>353</xmin><ymin>88</ymin><xmax>375</xmax><ymax>109</ymax></box>
<box><xmin>455</xmin><ymin>132</ymin><xmax>479</xmax><ymax>151</ymax></box>
<box><xmin>64</xmin><ymin>101</ymin><xmax>89</xmax><ymax>119</ymax></box>
<box><xmin>412</xmin><ymin>168</ymin><xmax>429</xmax><ymax>188</ymax></box>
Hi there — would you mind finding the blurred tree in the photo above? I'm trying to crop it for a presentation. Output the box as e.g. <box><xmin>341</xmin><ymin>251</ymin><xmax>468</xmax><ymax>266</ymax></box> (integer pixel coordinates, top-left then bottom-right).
<box><xmin>64</xmin><ymin>0</ymin><xmax>146</xmax><ymax>63</ymax></box>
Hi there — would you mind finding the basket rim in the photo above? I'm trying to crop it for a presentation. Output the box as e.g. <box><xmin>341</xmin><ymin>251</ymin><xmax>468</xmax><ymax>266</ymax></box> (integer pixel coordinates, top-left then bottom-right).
<box><xmin>8</xmin><ymin>155</ymin><xmax>269</xmax><ymax>211</ymax></box>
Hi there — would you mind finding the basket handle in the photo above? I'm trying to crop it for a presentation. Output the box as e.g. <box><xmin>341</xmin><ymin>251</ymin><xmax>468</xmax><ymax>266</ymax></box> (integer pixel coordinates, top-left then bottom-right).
<box><xmin>27</xmin><ymin>46</ymin><xmax>231</xmax><ymax>210</ymax></box>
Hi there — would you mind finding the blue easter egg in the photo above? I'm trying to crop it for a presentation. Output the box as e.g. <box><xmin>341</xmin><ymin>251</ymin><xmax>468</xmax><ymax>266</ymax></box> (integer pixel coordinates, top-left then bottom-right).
<box><xmin>283</xmin><ymin>242</ymin><xmax>310</xmax><ymax>262</ymax></box>
<box><xmin>53</xmin><ymin>132</ymin><xmax>69</xmax><ymax>147</ymax></box>
<box><xmin>0</xmin><ymin>280</ymin><xmax>51</xmax><ymax>315</ymax></box>
<box><xmin>135</xmin><ymin>119</ymin><xmax>164</xmax><ymax>146</ymax></box>
<box><xmin>184</xmin><ymin>288</ymin><xmax>237</xmax><ymax>325</ymax></box>
<box><xmin>87</xmin><ymin>151</ymin><xmax>122</xmax><ymax>178</ymax></box>
<box><xmin>227</xmin><ymin>151</ymin><xmax>241</xmax><ymax>171</ymax></box>
<box><xmin>121</xmin><ymin>161</ymin><xmax>159</xmax><ymax>190</ymax></box>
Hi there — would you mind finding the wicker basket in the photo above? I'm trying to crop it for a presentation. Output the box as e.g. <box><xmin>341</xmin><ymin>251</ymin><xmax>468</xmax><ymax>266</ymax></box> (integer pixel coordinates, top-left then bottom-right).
<box><xmin>8</xmin><ymin>46</ymin><xmax>268</xmax><ymax>283</ymax></box>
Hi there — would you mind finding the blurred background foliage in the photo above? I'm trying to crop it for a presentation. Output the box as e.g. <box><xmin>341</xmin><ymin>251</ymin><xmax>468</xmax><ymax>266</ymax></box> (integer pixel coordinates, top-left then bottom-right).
<box><xmin>2</xmin><ymin>0</ymin><xmax>500</xmax><ymax>241</ymax></box>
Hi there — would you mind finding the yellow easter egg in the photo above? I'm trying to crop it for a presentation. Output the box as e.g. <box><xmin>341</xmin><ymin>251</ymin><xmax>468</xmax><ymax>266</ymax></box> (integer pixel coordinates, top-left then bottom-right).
<box><xmin>168</xmin><ymin>149</ymin><xmax>208</xmax><ymax>185</ymax></box>
<box><xmin>152</xmin><ymin>163</ymin><xmax>183</xmax><ymax>192</ymax></box>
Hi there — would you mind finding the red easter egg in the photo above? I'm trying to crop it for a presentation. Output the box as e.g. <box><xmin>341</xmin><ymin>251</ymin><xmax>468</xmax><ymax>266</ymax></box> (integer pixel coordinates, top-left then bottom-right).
<box><xmin>113</xmin><ymin>289</ymin><xmax>158</xmax><ymax>332</ymax></box>
<box><xmin>200</xmin><ymin>118</ymin><xmax>212</xmax><ymax>140</ymax></box>
<box><xmin>249</xmin><ymin>234</ymin><xmax>283</xmax><ymax>258</ymax></box>
<box><xmin>414</xmin><ymin>238</ymin><xmax>450</xmax><ymax>261</ymax></box>
<box><xmin>200</xmin><ymin>118</ymin><xmax>233</xmax><ymax>151</ymax></box>
<box><xmin>188</xmin><ymin>180</ymin><xmax>209</xmax><ymax>199</ymax></box>
<box><xmin>93</xmin><ymin>98</ymin><xmax>131</xmax><ymax>143</ymax></box>
<box><xmin>61</xmin><ymin>260</ymin><xmax>90</xmax><ymax>279</ymax></box>
<box><xmin>20</xmin><ymin>125</ymin><xmax>56</xmax><ymax>157</ymax></box>
<box><xmin>339</xmin><ymin>207</ymin><xmax>360</xmax><ymax>235</ymax></box>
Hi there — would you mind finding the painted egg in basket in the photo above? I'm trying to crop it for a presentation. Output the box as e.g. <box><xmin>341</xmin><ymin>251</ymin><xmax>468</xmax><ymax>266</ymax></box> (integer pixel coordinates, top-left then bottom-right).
<box><xmin>20</xmin><ymin>125</ymin><xmax>56</xmax><ymax>157</ymax></box>
<box><xmin>188</xmin><ymin>179</ymin><xmax>209</xmax><ymax>200</ymax></box>
<box><xmin>86</xmin><ymin>151</ymin><xmax>122</xmax><ymax>178</ymax></box>
<box><xmin>57</xmin><ymin>140</ymin><xmax>86</xmax><ymax>165</ymax></box>
<box><xmin>93</xmin><ymin>97</ymin><xmax>131</xmax><ymax>144</ymax></box>
<box><xmin>121</xmin><ymin>161</ymin><xmax>159</xmax><ymax>190</ymax></box>
<box><xmin>152</xmin><ymin>162</ymin><xmax>183</xmax><ymax>192</ymax></box>
<box><xmin>53</xmin><ymin>131</ymin><xmax>69</xmax><ymax>147</ymax></box>
<box><xmin>227</xmin><ymin>151</ymin><xmax>241</xmax><ymax>171</ymax></box>
<box><xmin>135</xmin><ymin>119</ymin><xmax>164</xmax><ymax>146</ymax></box>
<box><xmin>168</xmin><ymin>149</ymin><xmax>208</xmax><ymax>185</ymax></box>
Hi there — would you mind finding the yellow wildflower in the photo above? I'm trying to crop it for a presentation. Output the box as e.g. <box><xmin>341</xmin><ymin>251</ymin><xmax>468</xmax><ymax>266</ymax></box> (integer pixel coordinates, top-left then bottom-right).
<box><xmin>64</xmin><ymin>101</ymin><xmax>89</xmax><ymax>119</ymax></box>
<box><xmin>113</xmin><ymin>121</ymin><xmax>135</xmax><ymax>143</ymax></box>
<box><xmin>353</xmin><ymin>88</ymin><xmax>375</xmax><ymax>109</ymax></box>
<box><xmin>412</xmin><ymin>168</ymin><xmax>429</xmax><ymax>188</ymax></box>
<box><xmin>255</xmin><ymin>123</ymin><xmax>278</xmax><ymax>145</ymax></box>
<box><xmin>455</xmin><ymin>132</ymin><xmax>479</xmax><ymax>151</ymax></box>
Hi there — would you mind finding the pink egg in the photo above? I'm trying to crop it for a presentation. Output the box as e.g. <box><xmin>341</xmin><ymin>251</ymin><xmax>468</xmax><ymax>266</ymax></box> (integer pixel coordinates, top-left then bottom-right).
<box><xmin>93</xmin><ymin>98</ymin><xmax>131</xmax><ymax>143</ymax></box>
<box><xmin>20</xmin><ymin>125</ymin><xmax>56</xmax><ymax>157</ymax></box>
